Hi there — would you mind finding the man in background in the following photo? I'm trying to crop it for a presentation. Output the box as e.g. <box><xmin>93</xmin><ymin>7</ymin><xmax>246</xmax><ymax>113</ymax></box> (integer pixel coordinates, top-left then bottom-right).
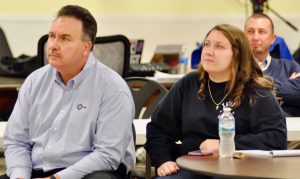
<box><xmin>2</xmin><ymin>5</ymin><xmax>135</xmax><ymax>179</ymax></box>
<box><xmin>245</xmin><ymin>13</ymin><xmax>300</xmax><ymax>117</ymax></box>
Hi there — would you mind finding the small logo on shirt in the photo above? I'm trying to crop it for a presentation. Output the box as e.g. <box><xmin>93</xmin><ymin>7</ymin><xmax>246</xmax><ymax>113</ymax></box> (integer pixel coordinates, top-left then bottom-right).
<box><xmin>77</xmin><ymin>104</ymin><xmax>87</xmax><ymax>110</ymax></box>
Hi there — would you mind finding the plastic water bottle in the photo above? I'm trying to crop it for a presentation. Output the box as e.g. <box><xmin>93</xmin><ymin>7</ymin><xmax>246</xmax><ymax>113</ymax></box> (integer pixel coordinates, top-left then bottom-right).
<box><xmin>218</xmin><ymin>107</ymin><xmax>235</xmax><ymax>157</ymax></box>
<box><xmin>178</xmin><ymin>57</ymin><xmax>188</xmax><ymax>74</ymax></box>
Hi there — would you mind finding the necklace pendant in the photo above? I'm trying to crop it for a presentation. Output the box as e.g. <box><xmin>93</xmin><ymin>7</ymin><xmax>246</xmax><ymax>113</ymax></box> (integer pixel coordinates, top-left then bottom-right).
<box><xmin>216</xmin><ymin>105</ymin><xmax>219</xmax><ymax>110</ymax></box>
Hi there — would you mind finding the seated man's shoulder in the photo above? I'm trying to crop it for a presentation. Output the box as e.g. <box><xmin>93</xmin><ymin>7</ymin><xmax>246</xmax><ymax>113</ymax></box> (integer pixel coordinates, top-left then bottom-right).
<box><xmin>273</xmin><ymin>58</ymin><xmax>299</xmax><ymax>67</ymax></box>
<box><xmin>96</xmin><ymin>66</ymin><xmax>129</xmax><ymax>91</ymax></box>
<box><xmin>24</xmin><ymin>65</ymin><xmax>53</xmax><ymax>84</ymax></box>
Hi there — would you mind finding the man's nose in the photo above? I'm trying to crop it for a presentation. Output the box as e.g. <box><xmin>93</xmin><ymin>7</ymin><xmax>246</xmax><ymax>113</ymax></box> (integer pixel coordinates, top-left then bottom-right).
<box><xmin>252</xmin><ymin>31</ymin><xmax>260</xmax><ymax>40</ymax></box>
<box><xmin>47</xmin><ymin>39</ymin><xmax>59</xmax><ymax>50</ymax></box>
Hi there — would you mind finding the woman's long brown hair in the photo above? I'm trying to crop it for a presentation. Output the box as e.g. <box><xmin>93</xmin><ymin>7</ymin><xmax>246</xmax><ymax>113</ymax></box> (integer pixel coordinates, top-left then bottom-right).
<box><xmin>198</xmin><ymin>24</ymin><xmax>274</xmax><ymax>108</ymax></box>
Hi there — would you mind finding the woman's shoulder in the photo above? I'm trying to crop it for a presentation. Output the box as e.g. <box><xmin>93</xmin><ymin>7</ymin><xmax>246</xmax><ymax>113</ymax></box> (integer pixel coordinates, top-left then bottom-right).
<box><xmin>180</xmin><ymin>70</ymin><xmax>199</xmax><ymax>83</ymax></box>
<box><xmin>175</xmin><ymin>70</ymin><xmax>200</xmax><ymax>88</ymax></box>
<box><xmin>250</xmin><ymin>85</ymin><xmax>276</xmax><ymax>102</ymax></box>
<box><xmin>271</xmin><ymin>58</ymin><xmax>300</xmax><ymax>69</ymax></box>
<box><xmin>167</xmin><ymin>70</ymin><xmax>200</xmax><ymax>95</ymax></box>
<box><xmin>255</xmin><ymin>86</ymin><xmax>273</xmax><ymax>95</ymax></box>
<box><xmin>243</xmin><ymin>82</ymin><xmax>274</xmax><ymax>102</ymax></box>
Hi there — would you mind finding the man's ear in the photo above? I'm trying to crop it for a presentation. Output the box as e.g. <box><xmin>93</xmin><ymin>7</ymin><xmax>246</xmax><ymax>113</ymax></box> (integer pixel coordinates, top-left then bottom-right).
<box><xmin>83</xmin><ymin>41</ymin><xmax>93</xmax><ymax>56</ymax></box>
<box><xmin>271</xmin><ymin>33</ymin><xmax>277</xmax><ymax>45</ymax></box>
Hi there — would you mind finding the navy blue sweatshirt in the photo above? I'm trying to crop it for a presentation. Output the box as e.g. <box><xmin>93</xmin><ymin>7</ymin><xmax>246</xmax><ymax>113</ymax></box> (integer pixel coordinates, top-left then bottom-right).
<box><xmin>145</xmin><ymin>72</ymin><xmax>287</xmax><ymax>168</ymax></box>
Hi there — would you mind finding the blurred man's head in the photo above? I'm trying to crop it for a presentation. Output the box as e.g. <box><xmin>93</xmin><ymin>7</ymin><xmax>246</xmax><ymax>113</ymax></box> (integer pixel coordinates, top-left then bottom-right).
<box><xmin>46</xmin><ymin>5</ymin><xmax>97</xmax><ymax>83</ymax></box>
<box><xmin>56</xmin><ymin>5</ymin><xmax>97</xmax><ymax>47</ymax></box>
<box><xmin>244</xmin><ymin>13</ymin><xmax>276</xmax><ymax>62</ymax></box>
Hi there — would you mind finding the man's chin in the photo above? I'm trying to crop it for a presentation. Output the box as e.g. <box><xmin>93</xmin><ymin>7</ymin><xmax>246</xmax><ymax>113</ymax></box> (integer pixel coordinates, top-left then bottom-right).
<box><xmin>48</xmin><ymin>61</ymin><xmax>60</xmax><ymax>69</ymax></box>
<box><xmin>253</xmin><ymin>50</ymin><xmax>263</xmax><ymax>56</ymax></box>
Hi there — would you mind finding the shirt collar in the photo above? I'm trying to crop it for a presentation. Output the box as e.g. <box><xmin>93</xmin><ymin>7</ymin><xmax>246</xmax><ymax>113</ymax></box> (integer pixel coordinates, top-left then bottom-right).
<box><xmin>258</xmin><ymin>54</ymin><xmax>272</xmax><ymax>71</ymax></box>
<box><xmin>54</xmin><ymin>53</ymin><xmax>96</xmax><ymax>89</ymax></box>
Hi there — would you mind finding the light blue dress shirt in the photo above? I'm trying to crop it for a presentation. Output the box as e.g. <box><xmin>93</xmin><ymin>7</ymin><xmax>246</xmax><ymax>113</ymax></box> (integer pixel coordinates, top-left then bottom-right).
<box><xmin>3</xmin><ymin>53</ymin><xmax>136</xmax><ymax>179</ymax></box>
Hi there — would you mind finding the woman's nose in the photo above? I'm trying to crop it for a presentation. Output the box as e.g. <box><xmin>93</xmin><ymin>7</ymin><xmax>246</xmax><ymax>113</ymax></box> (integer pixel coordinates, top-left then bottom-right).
<box><xmin>203</xmin><ymin>47</ymin><xmax>213</xmax><ymax>56</ymax></box>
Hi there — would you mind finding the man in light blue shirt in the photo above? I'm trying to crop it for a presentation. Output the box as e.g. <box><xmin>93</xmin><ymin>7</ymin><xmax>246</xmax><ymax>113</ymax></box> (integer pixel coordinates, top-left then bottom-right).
<box><xmin>1</xmin><ymin>5</ymin><xmax>135</xmax><ymax>179</ymax></box>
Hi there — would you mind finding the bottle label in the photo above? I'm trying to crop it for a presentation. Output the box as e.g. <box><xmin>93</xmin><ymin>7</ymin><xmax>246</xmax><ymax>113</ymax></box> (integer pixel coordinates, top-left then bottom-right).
<box><xmin>219</xmin><ymin>120</ymin><xmax>235</xmax><ymax>132</ymax></box>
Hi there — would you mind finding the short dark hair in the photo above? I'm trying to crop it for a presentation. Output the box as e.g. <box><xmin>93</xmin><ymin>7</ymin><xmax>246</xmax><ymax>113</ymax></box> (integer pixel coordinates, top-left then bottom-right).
<box><xmin>246</xmin><ymin>13</ymin><xmax>274</xmax><ymax>33</ymax></box>
<box><xmin>56</xmin><ymin>5</ymin><xmax>97</xmax><ymax>46</ymax></box>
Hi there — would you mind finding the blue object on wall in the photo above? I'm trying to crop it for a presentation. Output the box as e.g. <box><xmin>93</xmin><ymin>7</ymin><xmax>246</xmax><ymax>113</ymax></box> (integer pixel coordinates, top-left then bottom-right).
<box><xmin>191</xmin><ymin>44</ymin><xmax>202</xmax><ymax>69</ymax></box>
<box><xmin>269</xmin><ymin>36</ymin><xmax>293</xmax><ymax>60</ymax></box>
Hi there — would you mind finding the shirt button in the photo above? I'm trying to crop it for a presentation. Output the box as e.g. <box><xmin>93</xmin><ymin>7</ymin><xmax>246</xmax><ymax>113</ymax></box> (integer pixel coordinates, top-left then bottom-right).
<box><xmin>60</xmin><ymin>109</ymin><xmax>64</xmax><ymax>113</ymax></box>
<box><xmin>48</xmin><ymin>146</ymin><xmax>51</xmax><ymax>149</ymax></box>
<box><xmin>53</xmin><ymin>127</ymin><xmax>58</xmax><ymax>131</ymax></box>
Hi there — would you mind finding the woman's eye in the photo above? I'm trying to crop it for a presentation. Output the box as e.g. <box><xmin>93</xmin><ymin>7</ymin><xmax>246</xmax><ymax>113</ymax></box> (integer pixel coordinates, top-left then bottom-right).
<box><xmin>216</xmin><ymin>45</ymin><xmax>224</xmax><ymax>49</ymax></box>
<box><xmin>203</xmin><ymin>42</ymin><xmax>210</xmax><ymax>47</ymax></box>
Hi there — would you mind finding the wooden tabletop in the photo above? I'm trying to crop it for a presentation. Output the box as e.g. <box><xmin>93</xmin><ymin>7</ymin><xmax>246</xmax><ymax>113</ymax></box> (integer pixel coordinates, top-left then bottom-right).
<box><xmin>177</xmin><ymin>154</ymin><xmax>300</xmax><ymax>179</ymax></box>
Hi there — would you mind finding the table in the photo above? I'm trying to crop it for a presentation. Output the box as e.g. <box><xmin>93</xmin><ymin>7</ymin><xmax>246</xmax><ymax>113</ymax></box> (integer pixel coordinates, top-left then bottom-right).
<box><xmin>133</xmin><ymin>119</ymin><xmax>150</xmax><ymax>145</ymax></box>
<box><xmin>0</xmin><ymin>117</ymin><xmax>299</xmax><ymax>149</ymax></box>
<box><xmin>286</xmin><ymin>117</ymin><xmax>300</xmax><ymax>141</ymax></box>
<box><xmin>132</xmin><ymin>118</ymin><xmax>300</xmax><ymax>145</ymax></box>
<box><xmin>0</xmin><ymin>122</ymin><xmax>6</xmax><ymax>149</ymax></box>
<box><xmin>177</xmin><ymin>154</ymin><xmax>300</xmax><ymax>179</ymax></box>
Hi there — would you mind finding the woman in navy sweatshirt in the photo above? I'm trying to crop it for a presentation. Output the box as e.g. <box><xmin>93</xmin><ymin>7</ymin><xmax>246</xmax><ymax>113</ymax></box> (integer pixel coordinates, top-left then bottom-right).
<box><xmin>145</xmin><ymin>24</ymin><xmax>287</xmax><ymax>179</ymax></box>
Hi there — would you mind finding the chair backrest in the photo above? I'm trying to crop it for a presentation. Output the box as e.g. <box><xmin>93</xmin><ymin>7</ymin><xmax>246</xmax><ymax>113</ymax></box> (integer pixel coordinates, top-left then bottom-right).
<box><xmin>125</xmin><ymin>77</ymin><xmax>168</xmax><ymax>119</ymax></box>
<box><xmin>0</xmin><ymin>27</ymin><xmax>13</xmax><ymax>59</ymax></box>
<box><xmin>37</xmin><ymin>34</ymin><xmax>48</xmax><ymax>67</ymax></box>
<box><xmin>37</xmin><ymin>34</ymin><xmax>130</xmax><ymax>78</ymax></box>
<box><xmin>93</xmin><ymin>35</ymin><xmax>130</xmax><ymax>78</ymax></box>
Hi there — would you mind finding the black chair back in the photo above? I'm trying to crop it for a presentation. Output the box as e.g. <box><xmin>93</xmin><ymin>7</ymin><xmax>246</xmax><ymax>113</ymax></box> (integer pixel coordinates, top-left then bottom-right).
<box><xmin>125</xmin><ymin>77</ymin><xmax>168</xmax><ymax>119</ymax></box>
<box><xmin>0</xmin><ymin>27</ymin><xmax>13</xmax><ymax>59</ymax></box>
<box><xmin>37</xmin><ymin>34</ymin><xmax>130</xmax><ymax>78</ymax></box>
